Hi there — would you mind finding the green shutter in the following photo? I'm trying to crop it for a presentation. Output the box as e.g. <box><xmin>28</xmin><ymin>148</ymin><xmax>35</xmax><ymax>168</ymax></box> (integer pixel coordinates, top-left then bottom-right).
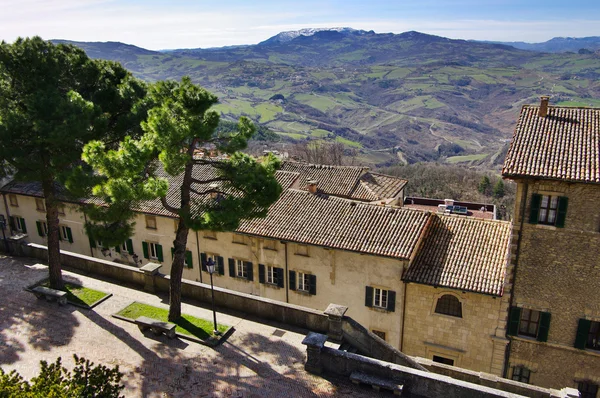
<box><xmin>20</xmin><ymin>218</ymin><xmax>27</xmax><ymax>234</ymax></box>
<box><xmin>537</xmin><ymin>312</ymin><xmax>551</xmax><ymax>342</ymax></box>
<box><xmin>142</xmin><ymin>241</ymin><xmax>149</xmax><ymax>259</ymax></box>
<box><xmin>555</xmin><ymin>196</ymin><xmax>568</xmax><ymax>228</ymax></box>
<box><xmin>276</xmin><ymin>268</ymin><xmax>284</xmax><ymax>288</ymax></box>
<box><xmin>171</xmin><ymin>247</ymin><xmax>175</xmax><ymax>259</ymax></box>
<box><xmin>156</xmin><ymin>244</ymin><xmax>163</xmax><ymax>262</ymax></box>
<box><xmin>387</xmin><ymin>290</ymin><xmax>396</xmax><ymax>312</ymax></box>
<box><xmin>529</xmin><ymin>194</ymin><xmax>541</xmax><ymax>224</ymax></box>
<box><xmin>201</xmin><ymin>253</ymin><xmax>207</xmax><ymax>271</ymax></box>
<box><xmin>228</xmin><ymin>258</ymin><xmax>235</xmax><ymax>277</ymax></box>
<box><xmin>126</xmin><ymin>239</ymin><xmax>134</xmax><ymax>255</ymax></box>
<box><xmin>245</xmin><ymin>261</ymin><xmax>253</xmax><ymax>281</ymax></box>
<box><xmin>186</xmin><ymin>250</ymin><xmax>193</xmax><ymax>268</ymax></box>
<box><xmin>289</xmin><ymin>271</ymin><xmax>296</xmax><ymax>291</ymax></box>
<box><xmin>217</xmin><ymin>256</ymin><xmax>224</xmax><ymax>275</ymax></box>
<box><xmin>36</xmin><ymin>221</ymin><xmax>44</xmax><ymax>237</ymax></box>
<box><xmin>114</xmin><ymin>245</ymin><xmax>120</xmax><ymax>253</ymax></box>
<box><xmin>258</xmin><ymin>264</ymin><xmax>265</xmax><ymax>284</ymax></box>
<box><xmin>309</xmin><ymin>274</ymin><xmax>317</xmax><ymax>295</ymax></box>
<box><xmin>88</xmin><ymin>234</ymin><xmax>95</xmax><ymax>248</ymax></box>
<box><xmin>9</xmin><ymin>216</ymin><xmax>15</xmax><ymax>230</ymax></box>
<box><xmin>575</xmin><ymin>319</ymin><xmax>592</xmax><ymax>349</ymax></box>
<box><xmin>365</xmin><ymin>286</ymin><xmax>374</xmax><ymax>307</ymax></box>
<box><xmin>66</xmin><ymin>227</ymin><xmax>73</xmax><ymax>243</ymax></box>
<box><xmin>508</xmin><ymin>307</ymin><xmax>522</xmax><ymax>336</ymax></box>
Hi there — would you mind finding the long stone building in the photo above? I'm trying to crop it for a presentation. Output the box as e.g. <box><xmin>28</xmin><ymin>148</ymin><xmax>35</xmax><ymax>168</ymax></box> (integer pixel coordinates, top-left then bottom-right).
<box><xmin>0</xmin><ymin>161</ymin><xmax>512</xmax><ymax>376</ymax></box>
<box><xmin>502</xmin><ymin>97</ymin><xmax>600</xmax><ymax>396</ymax></box>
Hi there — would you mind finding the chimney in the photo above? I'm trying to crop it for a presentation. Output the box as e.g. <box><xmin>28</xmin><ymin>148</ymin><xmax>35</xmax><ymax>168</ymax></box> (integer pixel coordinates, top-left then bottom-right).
<box><xmin>307</xmin><ymin>179</ymin><xmax>318</xmax><ymax>194</ymax></box>
<box><xmin>539</xmin><ymin>96</ymin><xmax>550</xmax><ymax>117</ymax></box>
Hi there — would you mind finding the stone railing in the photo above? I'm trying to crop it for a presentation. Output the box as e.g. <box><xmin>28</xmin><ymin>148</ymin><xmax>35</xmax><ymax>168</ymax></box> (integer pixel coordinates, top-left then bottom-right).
<box><xmin>302</xmin><ymin>332</ymin><xmax>578</xmax><ymax>398</ymax></box>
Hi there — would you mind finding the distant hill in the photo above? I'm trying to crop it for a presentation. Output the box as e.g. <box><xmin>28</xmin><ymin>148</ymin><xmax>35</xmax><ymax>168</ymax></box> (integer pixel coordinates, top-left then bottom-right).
<box><xmin>483</xmin><ymin>36</ymin><xmax>600</xmax><ymax>53</ymax></box>
<box><xmin>50</xmin><ymin>30</ymin><xmax>600</xmax><ymax>167</ymax></box>
<box><xmin>51</xmin><ymin>40</ymin><xmax>158</xmax><ymax>62</ymax></box>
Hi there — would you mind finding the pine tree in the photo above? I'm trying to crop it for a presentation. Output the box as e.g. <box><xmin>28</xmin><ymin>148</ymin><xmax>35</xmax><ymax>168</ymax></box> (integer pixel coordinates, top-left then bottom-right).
<box><xmin>493</xmin><ymin>179</ymin><xmax>505</xmax><ymax>198</ymax></box>
<box><xmin>478</xmin><ymin>175</ymin><xmax>491</xmax><ymax>196</ymax></box>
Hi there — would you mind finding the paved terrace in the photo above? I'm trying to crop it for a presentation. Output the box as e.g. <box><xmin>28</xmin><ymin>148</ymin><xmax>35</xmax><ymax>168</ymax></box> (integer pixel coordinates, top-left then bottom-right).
<box><xmin>0</xmin><ymin>255</ymin><xmax>379</xmax><ymax>398</ymax></box>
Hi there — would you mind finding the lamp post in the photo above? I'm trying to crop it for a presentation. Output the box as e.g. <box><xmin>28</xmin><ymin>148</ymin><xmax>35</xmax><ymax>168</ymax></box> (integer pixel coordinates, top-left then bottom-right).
<box><xmin>205</xmin><ymin>257</ymin><xmax>220</xmax><ymax>335</ymax></box>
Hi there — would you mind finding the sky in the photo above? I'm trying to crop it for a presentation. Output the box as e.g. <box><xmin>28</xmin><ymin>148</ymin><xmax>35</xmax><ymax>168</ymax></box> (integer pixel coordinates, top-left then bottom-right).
<box><xmin>1</xmin><ymin>0</ymin><xmax>599</xmax><ymax>50</ymax></box>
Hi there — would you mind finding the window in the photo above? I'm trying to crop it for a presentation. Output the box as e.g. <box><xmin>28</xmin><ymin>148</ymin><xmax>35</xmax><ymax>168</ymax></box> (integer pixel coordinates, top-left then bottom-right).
<box><xmin>575</xmin><ymin>319</ymin><xmax>600</xmax><ymax>350</ymax></box>
<box><xmin>227</xmin><ymin>258</ymin><xmax>253</xmax><ymax>280</ymax></box>
<box><xmin>432</xmin><ymin>356</ymin><xmax>454</xmax><ymax>366</ymax></box>
<box><xmin>263</xmin><ymin>240</ymin><xmax>277</xmax><ymax>251</ymax></box>
<box><xmin>11</xmin><ymin>216</ymin><xmax>27</xmax><ymax>233</ymax></box>
<box><xmin>171</xmin><ymin>248</ymin><xmax>193</xmax><ymax>268</ymax></box>
<box><xmin>36</xmin><ymin>221</ymin><xmax>48</xmax><ymax>237</ymax></box>
<box><xmin>59</xmin><ymin>225</ymin><xmax>73</xmax><ymax>243</ymax></box>
<box><xmin>201</xmin><ymin>253</ymin><xmax>224</xmax><ymax>275</ymax></box>
<box><xmin>258</xmin><ymin>264</ymin><xmax>284</xmax><ymax>287</ymax></box>
<box><xmin>142</xmin><ymin>241</ymin><xmax>163</xmax><ymax>262</ymax></box>
<box><xmin>295</xmin><ymin>244</ymin><xmax>309</xmax><ymax>256</ymax></box>
<box><xmin>97</xmin><ymin>240</ymin><xmax>104</xmax><ymax>248</ymax></box>
<box><xmin>232</xmin><ymin>233</ymin><xmax>246</xmax><ymax>245</ymax></box>
<box><xmin>372</xmin><ymin>330</ymin><xmax>386</xmax><ymax>341</ymax></box>
<box><xmin>365</xmin><ymin>286</ymin><xmax>396</xmax><ymax>312</ymax></box>
<box><xmin>587</xmin><ymin>321</ymin><xmax>600</xmax><ymax>350</ymax></box>
<box><xmin>267</xmin><ymin>266</ymin><xmax>278</xmax><ymax>284</ymax></box>
<box><xmin>145</xmin><ymin>215</ymin><xmax>157</xmax><ymax>229</ymax></box>
<box><xmin>508</xmin><ymin>307</ymin><xmax>551</xmax><ymax>342</ymax></box>
<box><xmin>529</xmin><ymin>194</ymin><xmax>568</xmax><ymax>227</ymax></box>
<box><xmin>289</xmin><ymin>271</ymin><xmax>316</xmax><ymax>295</ymax></box>
<box><xmin>35</xmin><ymin>198</ymin><xmax>45</xmax><ymax>211</ymax></box>
<box><xmin>511</xmin><ymin>366</ymin><xmax>531</xmax><ymax>383</ymax></box>
<box><xmin>578</xmin><ymin>381</ymin><xmax>599</xmax><ymax>398</ymax></box>
<box><xmin>57</xmin><ymin>203</ymin><xmax>65</xmax><ymax>215</ymax></box>
<box><xmin>204</xmin><ymin>230</ymin><xmax>217</xmax><ymax>240</ymax></box>
<box><xmin>8</xmin><ymin>194</ymin><xmax>18</xmax><ymax>206</ymax></box>
<box><xmin>519</xmin><ymin>308</ymin><xmax>541</xmax><ymax>338</ymax></box>
<box><xmin>435</xmin><ymin>294</ymin><xmax>463</xmax><ymax>318</ymax></box>
<box><xmin>121</xmin><ymin>242</ymin><xmax>128</xmax><ymax>252</ymax></box>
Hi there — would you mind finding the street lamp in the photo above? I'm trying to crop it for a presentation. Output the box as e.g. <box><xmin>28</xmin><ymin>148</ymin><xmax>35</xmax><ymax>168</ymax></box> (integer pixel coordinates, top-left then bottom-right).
<box><xmin>204</xmin><ymin>257</ymin><xmax>220</xmax><ymax>336</ymax></box>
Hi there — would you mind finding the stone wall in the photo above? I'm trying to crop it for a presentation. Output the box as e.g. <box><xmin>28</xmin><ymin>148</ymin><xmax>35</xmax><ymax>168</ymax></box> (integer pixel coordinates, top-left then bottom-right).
<box><xmin>509</xmin><ymin>179</ymin><xmax>600</xmax><ymax>388</ymax></box>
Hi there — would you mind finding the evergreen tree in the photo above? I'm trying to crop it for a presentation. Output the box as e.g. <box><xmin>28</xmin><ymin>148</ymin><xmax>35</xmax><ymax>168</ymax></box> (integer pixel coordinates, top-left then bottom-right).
<box><xmin>478</xmin><ymin>175</ymin><xmax>491</xmax><ymax>196</ymax></box>
<box><xmin>83</xmin><ymin>77</ymin><xmax>282</xmax><ymax>321</ymax></box>
<box><xmin>0</xmin><ymin>37</ymin><xmax>147</xmax><ymax>289</ymax></box>
<box><xmin>493</xmin><ymin>179</ymin><xmax>505</xmax><ymax>198</ymax></box>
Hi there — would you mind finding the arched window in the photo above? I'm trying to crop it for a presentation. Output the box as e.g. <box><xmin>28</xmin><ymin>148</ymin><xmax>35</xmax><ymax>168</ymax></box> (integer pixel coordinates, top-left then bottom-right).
<box><xmin>435</xmin><ymin>294</ymin><xmax>462</xmax><ymax>318</ymax></box>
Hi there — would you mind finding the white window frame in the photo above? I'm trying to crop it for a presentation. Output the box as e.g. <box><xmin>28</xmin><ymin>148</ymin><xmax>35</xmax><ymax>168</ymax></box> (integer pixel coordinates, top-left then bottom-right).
<box><xmin>35</xmin><ymin>198</ymin><xmax>45</xmax><ymax>211</ymax></box>
<box><xmin>120</xmin><ymin>241</ymin><xmax>128</xmax><ymax>252</ymax></box>
<box><xmin>373</xmin><ymin>287</ymin><xmax>389</xmax><ymax>309</ymax></box>
<box><xmin>40</xmin><ymin>221</ymin><xmax>48</xmax><ymax>236</ymax></box>
<box><xmin>13</xmin><ymin>216</ymin><xmax>25</xmax><ymax>232</ymax></box>
<box><xmin>298</xmin><ymin>272</ymin><xmax>311</xmax><ymax>292</ymax></box>
<box><xmin>267</xmin><ymin>266</ymin><xmax>277</xmax><ymax>284</ymax></box>
<box><xmin>236</xmin><ymin>259</ymin><xmax>248</xmax><ymax>278</ymax></box>
<box><xmin>59</xmin><ymin>225</ymin><xmax>70</xmax><ymax>241</ymax></box>
<box><xmin>148</xmin><ymin>242</ymin><xmax>159</xmax><ymax>260</ymax></box>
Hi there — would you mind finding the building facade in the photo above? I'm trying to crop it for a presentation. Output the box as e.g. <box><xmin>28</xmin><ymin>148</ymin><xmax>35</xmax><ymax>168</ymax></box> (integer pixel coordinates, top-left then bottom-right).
<box><xmin>1</xmin><ymin>161</ymin><xmax>512</xmax><ymax>376</ymax></box>
<box><xmin>502</xmin><ymin>98</ymin><xmax>600</xmax><ymax>396</ymax></box>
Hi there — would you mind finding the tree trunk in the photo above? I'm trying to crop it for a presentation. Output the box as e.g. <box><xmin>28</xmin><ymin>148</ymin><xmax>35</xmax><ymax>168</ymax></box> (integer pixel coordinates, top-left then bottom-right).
<box><xmin>42</xmin><ymin>174</ymin><xmax>63</xmax><ymax>290</ymax></box>
<box><xmin>168</xmin><ymin>147</ymin><xmax>195</xmax><ymax>322</ymax></box>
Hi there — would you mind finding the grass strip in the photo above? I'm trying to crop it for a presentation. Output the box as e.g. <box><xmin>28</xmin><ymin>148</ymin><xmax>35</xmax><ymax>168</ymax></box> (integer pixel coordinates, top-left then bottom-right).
<box><xmin>116</xmin><ymin>302</ymin><xmax>228</xmax><ymax>339</ymax></box>
<box><xmin>42</xmin><ymin>281</ymin><xmax>108</xmax><ymax>307</ymax></box>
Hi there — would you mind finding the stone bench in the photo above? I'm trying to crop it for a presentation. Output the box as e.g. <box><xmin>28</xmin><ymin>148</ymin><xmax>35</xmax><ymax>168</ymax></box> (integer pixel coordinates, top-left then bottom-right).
<box><xmin>350</xmin><ymin>371</ymin><xmax>403</xmax><ymax>396</ymax></box>
<box><xmin>31</xmin><ymin>286</ymin><xmax>68</xmax><ymax>305</ymax></box>
<box><xmin>135</xmin><ymin>316</ymin><xmax>176</xmax><ymax>339</ymax></box>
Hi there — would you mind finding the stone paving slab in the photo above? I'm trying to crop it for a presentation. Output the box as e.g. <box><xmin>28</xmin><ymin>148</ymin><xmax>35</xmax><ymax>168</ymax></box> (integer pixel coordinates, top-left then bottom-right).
<box><xmin>0</xmin><ymin>255</ymin><xmax>385</xmax><ymax>397</ymax></box>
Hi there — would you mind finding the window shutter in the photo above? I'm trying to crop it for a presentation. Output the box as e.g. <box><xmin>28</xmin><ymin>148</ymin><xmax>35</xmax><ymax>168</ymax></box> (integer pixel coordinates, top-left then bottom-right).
<box><xmin>156</xmin><ymin>244</ymin><xmax>164</xmax><ymax>262</ymax></box>
<box><xmin>387</xmin><ymin>290</ymin><xmax>396</xmax><ymax>312</ymax></box>
<box><xmin>228</xmin><ymin>258</ymin><xmax>235</xmax><ymax>277</ymax></box>
<box><xmin>201</xmin><ymin>253</ymin><xmax>207</xmax><ymax>272</ymax></box>
<box><xmin>114</xmin><ymin>245</ymin><xmax>120</xmax><ymax>253</ymax></box>
<box><xmin>529</xmin><ymin>194</ymin><xmax>541</xmax><ymax>224</ymax></box>
<box><xmin>20</xmin><ymin>218</ymin><xmax>27</xmax><ymax>234</ymax></box>
<box><xmin>126</xmin><ymin>239</ymin><xmax>134</xmax><ymax>255</ymax></box>
<box><xmin>555</xmin><ymin>196</ymin><xmax>568</xmax><ymax>228</ymax></box>
<box><xmin>186</xmin><ymin>250</ymin><xmax>193</xmax><ymax>268</ymax></box>
<box><xmin>217</xmin><ymin>256</ymin><xmax>224</xmax><ymax>275</ymax></box>
<box><xmin>537</xmin><ymin>312</ymin><xmax>551</xmax><ymax>342</ymax></box>
<box><xmin>66</xmin><ymin>227</ymin><xmax>73</xmax><ymax>243</ymax></box>
<box><xmin>9</xmin><ymin>216</ymin><xmax>15</xmax><ymax>230</ymax></box>
<box><xmin>508</xmin><ymin>306</ymin><xmax>522</xmax><ymax>336</ymax></box>
<box><xmin>259</xmin><ymin>264</ymin><xmax>265</xmax><ymax>284</ymax></box>
<box><xmin>171</xmin><ymin>247</ymin><xmax>175</xmax><ymax>259</ymax></box>
<box><xmin>309</xmin><ymin>274</ymin><xmax>317</xmax><ymax>295</ymax></box>
<box><xmin>36</xmin><ymin>221</ymin><xmax>44</xmax><ymax>237</ymax></box>
<box><xmin>575</xmin><ymin>319</ymin><xmax>592</xmax><ymax>349</ymax></box>
<box><xmin>245</xmin><ymin>262</ymin><xmax>253</xmax><ymax>281</ymax></box>
<box><xmin>289</xmin><ymin>271</ymin><xmax>296</xmax><ymax>291</ymax></box>
<box><xmin>88</xmin><ymin>234</ymin><xmax>96</xmax><ymax>248</ymax></box>
<box><xmin>276</xmin><ymin>268</ymin><xmax>284</xmax><ymax>288</ymax></box>
<box><xmin>142</xmin><ymin>242</ymin><xmax>149</xmax><ymax>259</ymax></box>
<box><xmin>365</xmin><ymin>286</ymin><xmax>374</xmax><ymax>307</ymax></box>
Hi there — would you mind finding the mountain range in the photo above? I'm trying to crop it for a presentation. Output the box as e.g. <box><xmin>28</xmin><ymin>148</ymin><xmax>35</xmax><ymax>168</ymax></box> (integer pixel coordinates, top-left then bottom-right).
<box><xmin>52</xmin><ymin>29</ymin><xmax>600</xmax><ymax>167</ymax></box>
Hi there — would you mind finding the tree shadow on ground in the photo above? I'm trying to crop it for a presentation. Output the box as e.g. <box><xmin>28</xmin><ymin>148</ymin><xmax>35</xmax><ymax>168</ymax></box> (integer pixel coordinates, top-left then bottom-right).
<box><xmin>0</xmin><ymin>256</ymin><xmax>80</xmax><ymax>366</ymax></box>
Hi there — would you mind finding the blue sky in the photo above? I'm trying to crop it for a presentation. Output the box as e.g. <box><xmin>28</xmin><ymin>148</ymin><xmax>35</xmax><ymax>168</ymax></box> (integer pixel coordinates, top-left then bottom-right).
<box><xmin>1</xmin><ymin>0</ymin><xmax>599</xmax><ymax>50</ymax></box>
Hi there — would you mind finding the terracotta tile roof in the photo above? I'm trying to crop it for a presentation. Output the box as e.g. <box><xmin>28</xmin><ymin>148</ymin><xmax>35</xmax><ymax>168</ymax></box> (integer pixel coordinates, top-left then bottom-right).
<box><xmin>403</xmin><ymin>215</ymin><xmax>511</xmax><ymax>296</ymax></box>
<box><xmin>237</xmin><ymin>189</ymin><xmax>431</xmax><ymax>259</ymax></box>
<box><xmin>280</xmin><ymin>161</ymin><xmax>406</xmax><ymax>201</ymax></box>
<box><xmin>502</xmin><ymin>105</ymin><xmax>600</xmax><ymax>183</ymax></box>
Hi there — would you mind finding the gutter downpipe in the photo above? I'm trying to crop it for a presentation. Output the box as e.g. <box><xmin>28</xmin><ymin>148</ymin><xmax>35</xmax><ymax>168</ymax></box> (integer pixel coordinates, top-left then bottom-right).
<box><xmin>283</xmin><ymin>241</ymin><xmax>289</xmax><ymax>303</ymax></box>
<box><xmin>1</xmin><ymin>194</ymin><xmax>11</xmax><ymax>252</ymax></box>
<box><xmin>400</xmin><ymin>279</ymin><xmax>408</xmax><ymax>351</ymax></box>
<box><xmin>195</xmin><ymin>230</ymin><xmax>203</xmax><ymax>283</ymax></box>
<box><xmin>503</xmin><ymin>181</ymin><xmax>528</xmax><ymax>378</ymax></box>
<box><xmin>82</xmin><ymin>210</ymin><xmax>94</xmax><ymax>257</ymax></box>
